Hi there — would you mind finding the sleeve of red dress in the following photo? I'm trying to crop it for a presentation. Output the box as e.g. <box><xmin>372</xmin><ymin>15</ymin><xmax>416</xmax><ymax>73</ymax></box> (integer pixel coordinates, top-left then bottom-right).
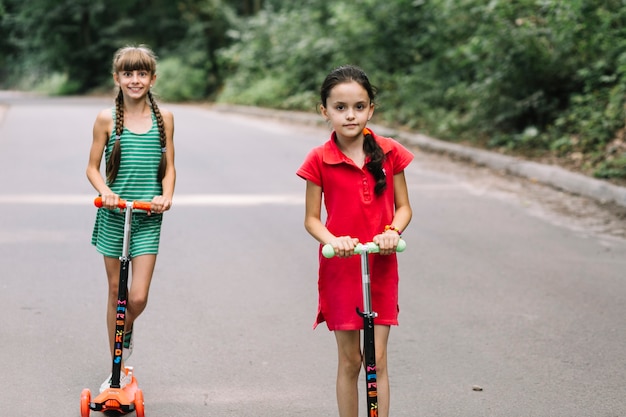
<box><xmin>296</xmin><ymin>147</ymin><xmax>323</xmax><ymax>187</ymax></box>
<box><xmin>391</xmin><ymin>141</ymin><xmax>414</xmax><ymax>175</ymax></box>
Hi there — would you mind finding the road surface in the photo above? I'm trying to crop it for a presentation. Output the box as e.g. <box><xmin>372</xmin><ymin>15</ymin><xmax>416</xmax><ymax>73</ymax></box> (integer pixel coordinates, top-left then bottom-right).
<box><xmin>0</xmin><ymin>94</ymin><xmax>625</xmax><ymax>417</ymax></box>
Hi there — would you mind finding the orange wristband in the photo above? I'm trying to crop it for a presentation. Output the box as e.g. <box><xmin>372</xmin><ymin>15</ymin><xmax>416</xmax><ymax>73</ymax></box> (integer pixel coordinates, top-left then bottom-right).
<box><xmin>384</xmin><ymin>225</ymin><xmax>402</xmax><ymax>236</ymax></box>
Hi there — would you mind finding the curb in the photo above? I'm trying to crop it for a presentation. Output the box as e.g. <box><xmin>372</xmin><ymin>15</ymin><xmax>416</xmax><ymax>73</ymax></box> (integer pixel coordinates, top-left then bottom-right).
<box><xmin>397</xmin><ymin>130</ymin><xmax>626</xmax><ymax>208</ymax></box>
<box><xmin>212</xmin><ymin>104</ymin><xmax>626</xmax><ymax>208</ymax></box>
<box><xmin>0</xmin><ymin>104</ymin><xmax>7</xmax><ymax>126</ymax></box>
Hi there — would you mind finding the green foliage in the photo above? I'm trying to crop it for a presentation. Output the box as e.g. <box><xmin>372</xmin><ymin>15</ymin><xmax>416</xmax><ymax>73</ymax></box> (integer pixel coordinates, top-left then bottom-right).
<box><xmin>217</xmin><ymin>4</ymin><xmax>335</xmax><ymax>108</ymax></box>
<box><xmin>3</xmin><ymin>0</ymin><xmax>626</xmax><ymax>180</ymax></box>
<box><xmin>0</xmin><ymin>0</ymin><xmax>237</xmax><ymax>97</ymax></box>
<box><xmin>218</xmin><ymin>0</ymin><xmax>427</xmax><ymax>109</ymax></box>
<box><xmin>156</xmin><ymin>55</ymin><xmax>209</xmax><ymax>102</ymax></box>
<box><xmin>215</xmin><ymin>0</ymin><xmax>626</xmax><ymax>180</ymax></box>
<box><xmin>594</xmin><ymin>155</ymin><xmax>626</xmax><ymax>179</ymax></box>
<box><xmin>33</xmin><ymin>72</ymin><xmax>82</xmax><ymax>96</ymax></box>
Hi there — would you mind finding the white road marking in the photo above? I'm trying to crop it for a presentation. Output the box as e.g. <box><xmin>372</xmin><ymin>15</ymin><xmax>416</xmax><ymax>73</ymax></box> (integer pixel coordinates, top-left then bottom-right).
<box><xmin>0</xmin><ymin>194</ymin><xmax>304</xmax><ymax>206</ymax></box>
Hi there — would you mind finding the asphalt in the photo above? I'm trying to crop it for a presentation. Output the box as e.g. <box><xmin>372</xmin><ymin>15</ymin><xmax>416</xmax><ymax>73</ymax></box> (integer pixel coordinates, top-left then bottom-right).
<box><xmin>1</xmin><ymin>96</ymin><xmax>624</xmax><ymax>207</ymax></box>
<box><xmin>212</xmin><ymin>104</ymin><xmax>626</xmax><ymax>208</ymax></box>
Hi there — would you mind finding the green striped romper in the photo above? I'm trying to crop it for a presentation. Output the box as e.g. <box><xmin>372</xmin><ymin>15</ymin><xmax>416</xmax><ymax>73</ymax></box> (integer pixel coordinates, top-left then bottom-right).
<box><xmin>91</xmin><ymin>108</ymin><xmax>164</xmax><ymax>258</ymax></box>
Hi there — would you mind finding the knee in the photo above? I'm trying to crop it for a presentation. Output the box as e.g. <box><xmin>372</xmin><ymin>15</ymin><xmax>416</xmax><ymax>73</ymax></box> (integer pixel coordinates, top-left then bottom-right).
<box><xmin>339</xmin><ymin>351</ymin><xmax>363</xmax><ymax>378</ymax></box>
<box><xmin>107</xmin><ymin>286</ymin><xmax>119</xmax><ymax>304</ymax></box>
<box><xmin>128</xmin><ymin>292</ymin><xmax>149</xmax><ymax>311</ymax></box>
<box><xmin>374</xmin><ymin>351</ymin><xmax>388</xmax><ymax>375</ymax></box>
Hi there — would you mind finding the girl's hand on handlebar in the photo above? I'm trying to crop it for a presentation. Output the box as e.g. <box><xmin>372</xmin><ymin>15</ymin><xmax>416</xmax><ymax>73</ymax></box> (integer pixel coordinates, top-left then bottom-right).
<box><xmin>373</xmin><ymin>230</ymin><xmax>401</xmax><ymax>256</ymax></box>
<box><xmin>150</xmin><ymin>195</ymin><xmax>172</xmax><ymax>214</ymax></box>
<box><xmin>327</xmin><ymin>236</ymin><xmax>359</xmax><ymax>258</ymax></box>
<box><xmin>100</xmin><ymin>193</ymin><xmax>120</xmax><ymax>210</ymax></box>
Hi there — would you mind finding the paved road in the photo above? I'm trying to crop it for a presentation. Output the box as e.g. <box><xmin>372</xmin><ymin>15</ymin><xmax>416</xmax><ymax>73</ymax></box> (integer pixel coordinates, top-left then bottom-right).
<box><xmin>1</xmin><ymin>94</ymin><xmax>625</xmax><ymax>417</ymax></box>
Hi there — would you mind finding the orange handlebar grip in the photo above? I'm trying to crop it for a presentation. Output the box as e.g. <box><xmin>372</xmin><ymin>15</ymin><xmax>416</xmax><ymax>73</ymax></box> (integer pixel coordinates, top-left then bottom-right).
<box><xmin>93</xmin><ymin>197</ymin><xmax>152</xmax><ymax>211</ymax></box>
<box><xmin>133</xmin><ymin>201</ymin><xmax>153</xmax><ymax>211</ymax></box>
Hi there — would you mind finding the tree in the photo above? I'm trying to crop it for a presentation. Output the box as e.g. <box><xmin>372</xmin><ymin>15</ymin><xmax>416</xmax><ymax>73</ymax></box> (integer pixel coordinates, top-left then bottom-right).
<box><xmin>0</xmin><ymin>0</ymin><xmax>219</xmax><ymax>93</ymax></box>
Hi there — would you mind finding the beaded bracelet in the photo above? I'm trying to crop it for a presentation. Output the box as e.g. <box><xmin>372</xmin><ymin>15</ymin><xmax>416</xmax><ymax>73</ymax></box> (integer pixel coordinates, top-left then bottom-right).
<box><xmin>384</xmin><ymin>225</ymin><xmax>402</xmax><ymax>236</ymax></box>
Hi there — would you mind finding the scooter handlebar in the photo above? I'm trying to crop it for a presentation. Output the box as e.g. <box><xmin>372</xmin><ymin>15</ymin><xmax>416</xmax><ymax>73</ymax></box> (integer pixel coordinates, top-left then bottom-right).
<box><xmin>94</xmin><ymin>197</ymin><xmax>152</xmax><ymax>212</ymax></box>
<box><xmin>322</xmin><ymin>239</ymin><xmax>406</xmax><ymax>259</ymax></box>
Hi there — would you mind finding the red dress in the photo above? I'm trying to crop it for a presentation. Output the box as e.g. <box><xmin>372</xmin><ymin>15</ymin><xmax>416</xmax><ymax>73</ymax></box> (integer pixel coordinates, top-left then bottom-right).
<box><xmin>297</xmin><ymin>130</ymin><xmax>414</xmax><ymax>330</ymax></box>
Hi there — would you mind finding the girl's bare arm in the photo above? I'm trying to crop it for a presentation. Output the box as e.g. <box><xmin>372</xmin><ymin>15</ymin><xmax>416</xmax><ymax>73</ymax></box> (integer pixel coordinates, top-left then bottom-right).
<box><xmin>304</xmin><ymin>180</ymin><xmax>358</xmax><ymax>256</ymax></box>
<box><xmin>86</xmin><ymin>109</ymin><xmax>116</xmax><ymax>207</ymax></box>
<box><xmin>152</xmin><ymin>108</ymin><xmax>176</xmax><ymax>213</ymax></box>
<box><xmin>373</xmin><ymin>171</ymin><xmax>412</xmax><ymax>254</ymax></box>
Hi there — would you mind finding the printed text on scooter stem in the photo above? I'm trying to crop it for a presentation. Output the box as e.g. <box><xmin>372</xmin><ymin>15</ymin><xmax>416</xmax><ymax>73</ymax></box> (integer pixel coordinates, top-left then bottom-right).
<box><xmin>367</xmin><ymin>364</ymin><xmax>378</xmax><ymax>416</ymax></box>
<box><xmin>114</xmin><ymin>300</ymin><xmax>127</xmax><ymax>363</ymax></box>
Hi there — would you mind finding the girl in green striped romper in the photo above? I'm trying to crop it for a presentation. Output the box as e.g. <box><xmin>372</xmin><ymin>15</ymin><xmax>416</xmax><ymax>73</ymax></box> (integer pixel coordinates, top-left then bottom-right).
<box><xmin>86</xmin><ymin>45</ymin><xmax>176</xmax><ymax>392</ymax></box>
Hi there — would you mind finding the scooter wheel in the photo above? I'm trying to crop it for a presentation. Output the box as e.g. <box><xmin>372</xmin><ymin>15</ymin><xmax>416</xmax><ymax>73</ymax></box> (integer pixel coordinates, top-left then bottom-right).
<box><xmin>135</xmin><ymin>388</ymin><xmax>145</xmax><ymax>417</ymax></box>
<box><xmin>80</xmin><ymin>388</ymin><xmax>91</xmax><ymax>417</ymax></box>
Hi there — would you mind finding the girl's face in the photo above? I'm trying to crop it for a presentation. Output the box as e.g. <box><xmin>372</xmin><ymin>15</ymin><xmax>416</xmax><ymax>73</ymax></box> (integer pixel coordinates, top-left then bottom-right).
<box><xmin>114</xmin><ymin>69</ymin><xmax>156</xmax><ymax>100</ymax></box>
<box><xmin>321</xmin><ymin>81</ymin><xmax>374</xmax><ymax>141</ymax></box>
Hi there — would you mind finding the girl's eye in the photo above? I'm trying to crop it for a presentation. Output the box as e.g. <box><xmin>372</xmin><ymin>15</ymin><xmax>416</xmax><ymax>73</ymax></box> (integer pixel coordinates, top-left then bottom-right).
<box><xmin>336</xmin><ymin>105</ymin><xmax>345</xmax><ymax>111</ymax></box>
<box><xmin>120</xmin><ymin>71</ymin><xmax>150</xmax><ymax>78</ymax></box>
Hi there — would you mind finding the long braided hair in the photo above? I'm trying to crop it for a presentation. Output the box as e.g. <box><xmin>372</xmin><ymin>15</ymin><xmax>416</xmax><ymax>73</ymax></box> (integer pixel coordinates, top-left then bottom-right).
<box><xmin>320</xmin><ymin>65</ymin><xmax>387</xmax><ymax>195</ymax></box>
<box><xmin>106</xmin><ymin>45</ymin><xmax>167</xmax><ymax>184</ymax></box>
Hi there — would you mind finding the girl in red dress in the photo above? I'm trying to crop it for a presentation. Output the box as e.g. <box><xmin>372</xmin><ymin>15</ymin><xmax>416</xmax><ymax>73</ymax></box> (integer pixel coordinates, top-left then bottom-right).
<box><xmin>297</xmin><ymin>65</ymin><xmax>413</xmax><ymax>417</ymax></box>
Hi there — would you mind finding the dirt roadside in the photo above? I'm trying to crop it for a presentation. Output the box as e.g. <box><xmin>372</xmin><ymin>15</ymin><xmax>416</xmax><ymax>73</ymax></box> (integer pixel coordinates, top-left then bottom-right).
<box><xmin>411</xmin><ymin>147</ymin><xmax>626</xmax><ymax>241</ymax></box>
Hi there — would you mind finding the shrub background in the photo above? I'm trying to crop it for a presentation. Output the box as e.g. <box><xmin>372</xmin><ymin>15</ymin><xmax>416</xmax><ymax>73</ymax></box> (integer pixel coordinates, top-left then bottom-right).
<box><xmin>1</xmin><ymin>0</ymin><xmax>625</xmax><ymax>180</ymax></box>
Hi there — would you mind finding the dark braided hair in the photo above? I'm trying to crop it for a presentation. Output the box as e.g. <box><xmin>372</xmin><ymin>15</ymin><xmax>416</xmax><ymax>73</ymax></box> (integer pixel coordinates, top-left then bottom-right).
<box><xmin>106</xmin><ymin>89</ymin><xmax>124</xmax><ymax>183</ymax></box>
<box><xmin>106</xmin><ymin>45</ymin><xmax>167</xmax><ymax>184</ymax></box>
<box><xmin>147</xmin><ymin>90</ymin><xmax>167</xmax><ymax>183</ymax></box>
<box><xmin>320</xmin><ymin>65</ymin><xmax>387</xmax><ymax>195</ymax></box>
<box><xmin>363</xmin><ymin>128</ymin><xmax>387</xmax><ymax>195</ymax></box>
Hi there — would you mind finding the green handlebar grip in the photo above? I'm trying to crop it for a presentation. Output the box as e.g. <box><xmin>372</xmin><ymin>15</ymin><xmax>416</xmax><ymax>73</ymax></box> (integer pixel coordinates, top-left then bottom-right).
<box><xmin>322</xmin><ymin>239</ymin><xmax>406</xmax><ymax>258</ymax></box>
<box><xmin>321</xmin><ymin>244</ymin><xmax>336</xmax><ymax>258</ymax></box>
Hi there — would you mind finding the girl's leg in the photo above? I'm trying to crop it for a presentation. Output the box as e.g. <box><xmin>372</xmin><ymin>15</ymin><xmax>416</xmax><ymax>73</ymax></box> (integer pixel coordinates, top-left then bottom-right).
<box><xmin>103</xmin><ymin>254</ymin><xmax>156</xmax><ymax>356</ymax></box>
<box><xmin>374</xmin><ymin>324</ymin><xmax>391</xmax><ymax>417</ymax></box>
<box><xmin>104</xmin><ymin>256</ymin><xmax>121</xmax><ymax>356</ymax></box>
<box><xmin>125</xmin><ymin>254</ymin><xmax>157</xmax><ymax>329</ymax></box>
<box><xmin>334</xmin><ymin>330</ymin><xmax>362</xmax><ymax>417</ymax></box>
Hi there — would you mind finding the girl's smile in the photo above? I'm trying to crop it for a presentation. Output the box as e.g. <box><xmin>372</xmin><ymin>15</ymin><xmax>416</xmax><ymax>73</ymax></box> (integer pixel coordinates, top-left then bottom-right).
<box><xmin>115</xmin><ymin>70</ymin><xmax>155</xmax><ymax>99</ymax></box>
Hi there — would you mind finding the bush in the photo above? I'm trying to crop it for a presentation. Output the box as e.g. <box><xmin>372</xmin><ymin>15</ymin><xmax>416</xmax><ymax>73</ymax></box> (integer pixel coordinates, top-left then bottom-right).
<box><xmin>155</xmin><ymin>55</ymin><xmax>209</xmax><ymax>102</ymax></box>
<box><xmin>594</xmin><ymin>156</ymin><xmax>626</xmax><ymax>180</ymax></box>
<box><xmin>215</xmin><ymin>0</ymin><xmax>626</xmax><ymax>180</ymax></box>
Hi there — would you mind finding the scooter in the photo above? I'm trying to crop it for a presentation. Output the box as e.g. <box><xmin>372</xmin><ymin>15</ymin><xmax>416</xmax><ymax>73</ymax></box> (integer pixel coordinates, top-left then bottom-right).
<box><xmin>80</xmin><ymin>197</ymin><xmax>151</xmax><ymax>417</ymax></box>
<box><xmin>322</xmin><ymin>239</ymin><xmax>406</xmax><ymax>417</ymax></box>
